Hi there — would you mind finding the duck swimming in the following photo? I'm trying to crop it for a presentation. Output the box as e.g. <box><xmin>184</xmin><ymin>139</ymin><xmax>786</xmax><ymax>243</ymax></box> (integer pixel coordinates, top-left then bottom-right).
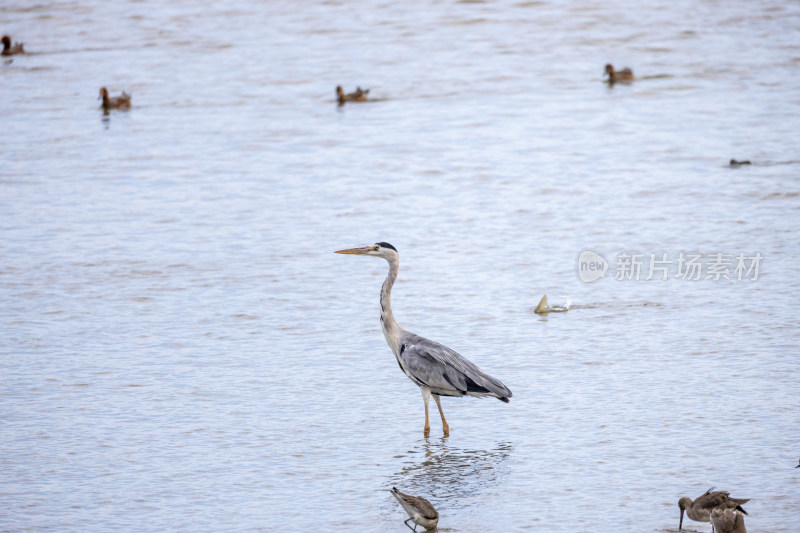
<box><xmin>605</xmin><ymin>64</ymin><xmax>634</xmax><ymax>83</ymax></box>
<box><xmin>99</xmin><ymin>87</ymin><xmax>131</xmax><ymax>111</ymax></box>
<box><xmin>729</xmin><ymin>159</ymin><xmax>752</xmax><ymax>166</ymax></box>
<box><xmin>336</xmin><ymin>85</ymin><xmax>369</xmax><ymax>104</ymax></box>
<box><xmin>1</xmin><ymin>35</ymin><xmax>24</xmax><ymax>56</ymax></box>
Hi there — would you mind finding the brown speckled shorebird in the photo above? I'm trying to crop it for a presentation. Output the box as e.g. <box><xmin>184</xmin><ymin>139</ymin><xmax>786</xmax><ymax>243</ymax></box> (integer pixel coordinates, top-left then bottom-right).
<box><xmin>336</xmin><ymin>85</ymin><xmax>369</xmax><ymax>104</ymax></box>
<box><xmin>710</xmin><ymin>508</ymin><xmax>748</xmax><ymax>533</ymax></box>
<box><xmin>98</xmin><ymin>87</ymin><xmax>131</xmax><ymax>111</ymax></box>
<box><xmin>678</xmin><ymin>488</ymin><xmax>749</xmax><ymax>531</ymax></box>
<box><xmin>2</xmin><ymin>35</ymin><xmax>25</xmax><ymax>56</ymax></box>
<box><xmin>605</xmin><ymin>63</ymin><xmax>634</xmax><ymax>83</ymax></box>
<box><xmin>390</xmin><ymin>487</ymin><xmax>438</xmax><ymax>532</ymax></box>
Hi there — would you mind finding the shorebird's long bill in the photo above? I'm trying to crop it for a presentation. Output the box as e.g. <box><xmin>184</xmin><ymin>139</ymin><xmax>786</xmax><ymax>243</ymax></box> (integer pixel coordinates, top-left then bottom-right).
<box><xmin>335</xmin><ymin>246</ymin><xmax>370</xmax><ymax>255</ymax></box>
<box><xmin>679</xmin><ymin>508</ymin><xmax>684</xmax><ymax>530</ymax></box>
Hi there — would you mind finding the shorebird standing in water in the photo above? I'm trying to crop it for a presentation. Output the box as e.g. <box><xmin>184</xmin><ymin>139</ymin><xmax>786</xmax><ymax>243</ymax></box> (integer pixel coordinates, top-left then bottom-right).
<box><xmin>678</xmin><ymin>488</ymin><xmax>749</xmax><ymax>531</ymax></box>
<box><xmin>710</xmin><ymin>507</ymin><xmax>748</xmax><ymax>533</ymax></box>
<box><xmin>336</xmin><ymin>242</ymin><xmax>512</xmax><ymax>437</ymax></box>
<box><xmin>390</xmin><ymin>487</ymin><xmax>438</xmax><ymax>531</ymax></box>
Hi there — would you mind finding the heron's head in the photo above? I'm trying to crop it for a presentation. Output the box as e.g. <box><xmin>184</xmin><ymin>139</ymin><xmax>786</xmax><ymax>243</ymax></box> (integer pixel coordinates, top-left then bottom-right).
<box><xmin>678</xmin><ymin>497</ymin><xmax>691</xmax><ymax>529</ymax></box>
<box><xmin>605</xmin><ymin>64</ymin><xmax>614</xmax><ymax>75</ymax></box>
<box><xmin>335</xmin><ymin>241</ymin><xmax>398</xmax><ymax>260</ymax></box>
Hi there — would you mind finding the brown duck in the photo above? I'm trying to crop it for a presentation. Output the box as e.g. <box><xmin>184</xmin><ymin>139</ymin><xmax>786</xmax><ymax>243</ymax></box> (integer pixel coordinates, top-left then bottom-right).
<box><xmin>1</xmin><ymin>35</ymin><xmax>25</xmax><ymax>56</ymax></box>
<box><xmin>605</xmin><ymin>63</ymin><xmax>634</xmax><ymax>83</ymax></box>
<box><xmin>336</xmin><ymin>85</ymin><xmax>369</xmax><ymax>104</ymax></box>
<box><xmin>99</xmin><ymin>87</ymin><xmax>131</xmax><ymax>111</ymax></box>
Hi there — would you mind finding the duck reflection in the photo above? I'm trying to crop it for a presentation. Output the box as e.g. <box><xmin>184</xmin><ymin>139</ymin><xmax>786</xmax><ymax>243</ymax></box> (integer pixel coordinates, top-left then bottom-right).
<box><xmin>389</xmin><ymin>439</ymin><xmax>513</xmax><ymax>501</ymax></box>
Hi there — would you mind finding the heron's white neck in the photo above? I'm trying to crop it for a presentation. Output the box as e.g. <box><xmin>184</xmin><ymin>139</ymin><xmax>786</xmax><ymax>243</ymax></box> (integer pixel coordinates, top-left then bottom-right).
<box><xmin>380</xmin><ymin>254</ymin><xmax>401</xmax><ymax>345</ymax></box>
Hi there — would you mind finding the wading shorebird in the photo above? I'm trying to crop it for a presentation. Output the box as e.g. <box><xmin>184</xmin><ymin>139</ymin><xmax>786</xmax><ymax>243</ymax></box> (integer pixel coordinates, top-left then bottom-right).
<box><xmin>99</xmin><ymin>87</ymin><xmax>131</xmax><ymax>111</ymax></box>
<box><xmin>604</xmin><ymin>63</ymin><xmax>634</xmax><ymax>83</ymax></box>
<box><xmin>336</xmin><ymin>85</ymin><xmax>369</xmax><ymax>104</ymax></box>
<box><xmin>710</xmin><ymin>508</ymin><xmax>748</xmax><ymax>533</ymax></box>
<box><xmin>678</xmin><ymin>488</ymin><xmax>749</xmax><ymax>531</ymax></box>
<box><xmin>390</xmin><ymin>487</ymin><xmax>438</xmax><ymax>532</ymax></box>
<box><xmin>335</xmin><ymin>242</ymin><xmax>512</xmax><ymax>437</ymax></box>
<box><xmin>1</xmin><ymin>35</ymin><xmax>24</xmax><ymax>56</ymax></box>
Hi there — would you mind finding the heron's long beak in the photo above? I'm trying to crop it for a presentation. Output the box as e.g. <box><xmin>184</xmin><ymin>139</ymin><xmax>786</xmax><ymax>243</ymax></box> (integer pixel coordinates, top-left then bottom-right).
<box><xmin>335</xmin><ymin>247</ymin><xmax>369</xmax><ymax>255</ymax></box>
<box><xmin>679</xmin><ymin>508</ymin><xmax>684</xmax><ymax>530</ymax></box>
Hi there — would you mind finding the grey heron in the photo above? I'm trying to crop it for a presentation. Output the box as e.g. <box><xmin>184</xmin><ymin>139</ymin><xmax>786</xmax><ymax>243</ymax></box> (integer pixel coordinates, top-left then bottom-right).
<box><xmin>335</xmin><ymin>242</ymin><xmax>512</xmax><ymax>437</ymax></box>
<box><xmin>678</xmin><ymin>488</ymin><xmax>749</xmax><ymax>531</ymax></box>
<box><xmin>390</xmin><ymin>487</ymin><xmax>438</xmax><ymax>532</ymax></box>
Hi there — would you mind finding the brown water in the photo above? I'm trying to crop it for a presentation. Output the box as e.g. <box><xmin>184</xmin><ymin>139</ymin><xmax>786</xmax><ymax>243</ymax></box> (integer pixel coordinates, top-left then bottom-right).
<box><xmin>1</xmin><ymin>1</ymin><xmax>799</xmax><ymax>531</ymax></box>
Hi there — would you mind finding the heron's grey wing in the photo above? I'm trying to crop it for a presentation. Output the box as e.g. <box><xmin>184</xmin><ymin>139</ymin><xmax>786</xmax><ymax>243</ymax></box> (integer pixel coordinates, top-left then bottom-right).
<box><xmin>398</xmin><ymin>341</ymin><xmax>462</xmax><ymax>396</ymax></box>
<box><xmin>400</xmin><ymin>332</ymin><xmax>512</xmax><ymax>399</ymax></box>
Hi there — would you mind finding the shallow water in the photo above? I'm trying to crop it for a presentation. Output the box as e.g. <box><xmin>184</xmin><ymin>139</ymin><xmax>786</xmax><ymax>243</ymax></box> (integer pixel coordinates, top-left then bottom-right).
<box><xmin>2</xmin><ymin>1</ymin><xmax>799</xmax><ymax>531</ymax></box>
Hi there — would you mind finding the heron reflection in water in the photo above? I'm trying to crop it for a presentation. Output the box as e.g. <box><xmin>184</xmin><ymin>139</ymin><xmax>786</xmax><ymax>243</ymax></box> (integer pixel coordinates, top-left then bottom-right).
<box><xmin>336</xmin><ymin>242</ymin><xmax>512</xmax><ymax>437</ymax></box>
<box><xmin>390</xmin><ymin>440</ymin><xmax>513</xmax><ymax>501</ymax></box>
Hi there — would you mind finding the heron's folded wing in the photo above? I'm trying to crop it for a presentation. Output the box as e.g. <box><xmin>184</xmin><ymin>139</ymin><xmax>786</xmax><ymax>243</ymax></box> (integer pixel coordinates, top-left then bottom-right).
<box><xmin>400</xmin><ymin>342</ymin><xmax>462</xmax><ymax>394</ymax></box>
<box><xmin>400</xmin><ymin>333</ymin><xmax>512</xmax><ymax>398</ymax></box>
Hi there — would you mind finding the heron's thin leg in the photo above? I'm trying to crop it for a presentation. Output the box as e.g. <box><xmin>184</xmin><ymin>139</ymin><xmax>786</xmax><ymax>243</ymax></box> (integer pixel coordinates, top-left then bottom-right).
<box><xmin>433</xmin><ymin>394</ymin><xmax>450</xmax><ymax>436</ymax></box>
<box><xmin>403</xmin><ymin>518</ymin><xmax>417</xmax><ymax>532</ymax></box>
<box><xmin>421</xmin><ymin>387</ymin><xmax>431</xmax><ymax>438</ymax></box>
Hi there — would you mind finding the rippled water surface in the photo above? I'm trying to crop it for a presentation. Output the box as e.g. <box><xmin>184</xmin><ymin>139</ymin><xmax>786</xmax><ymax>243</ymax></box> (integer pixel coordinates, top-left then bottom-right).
<box><xmin>2</xmin><ymin>1</ymin><xmax>799</xmax><ymax>531</ymax></box>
